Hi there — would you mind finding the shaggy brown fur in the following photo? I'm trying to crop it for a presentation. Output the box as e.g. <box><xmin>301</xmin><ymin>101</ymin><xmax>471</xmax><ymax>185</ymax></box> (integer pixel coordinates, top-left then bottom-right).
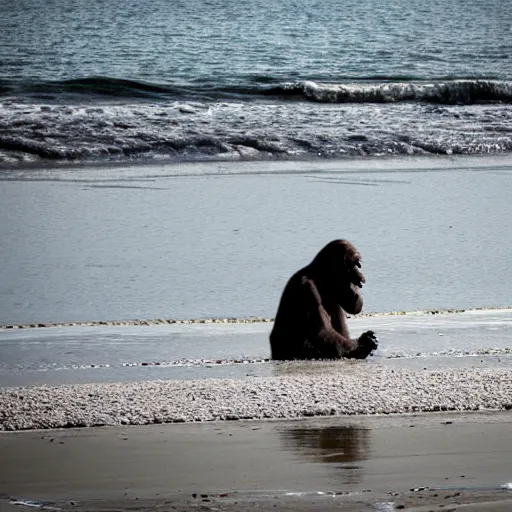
<box><xmin>270</xmin><ymin>240</ymin><xmax>377</xmax><ymax>360</ymax></box>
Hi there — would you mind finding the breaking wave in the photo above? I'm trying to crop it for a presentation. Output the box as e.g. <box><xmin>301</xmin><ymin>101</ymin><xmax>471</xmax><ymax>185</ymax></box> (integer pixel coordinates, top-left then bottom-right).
<box><xmin>281</xmin><ymin>79</ymin><xmax>512</xmax><ymax>104</ymax></box>
<box><xmin>1</xmin><ymin>77</ymin><xmax>512</xmax><ymax>105</ymax></box>
<box><xmin>1</xmin><ymin>77</ymin><xmax>512</xmax><ymax>166</ymax></box>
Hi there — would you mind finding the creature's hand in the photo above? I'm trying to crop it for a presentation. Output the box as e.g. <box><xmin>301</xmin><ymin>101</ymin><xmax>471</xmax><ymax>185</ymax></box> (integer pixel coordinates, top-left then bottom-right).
<box><xmin>359</xmin><ymin>330</ymin><xmax>378</xmax><ymax>351</ymax></box>
<box><xmin>349</xmin><ymin>330</ymin><xmax>378</xmax><ymax>359</ymax></box>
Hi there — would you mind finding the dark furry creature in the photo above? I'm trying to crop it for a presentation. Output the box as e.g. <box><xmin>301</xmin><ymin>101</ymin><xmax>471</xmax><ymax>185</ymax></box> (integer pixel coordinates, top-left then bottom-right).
<box><xmin>269</xmin><ymin>239</ymin><xmax>378</xmax><ymax>360</ymax></box>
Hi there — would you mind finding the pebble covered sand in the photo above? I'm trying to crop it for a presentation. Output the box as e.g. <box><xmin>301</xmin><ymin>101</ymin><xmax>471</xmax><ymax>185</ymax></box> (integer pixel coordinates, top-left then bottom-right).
<box><xmin>1</xmin><ymin>365</ymin><xmax>511</xmax><ymax>431</ymax></box>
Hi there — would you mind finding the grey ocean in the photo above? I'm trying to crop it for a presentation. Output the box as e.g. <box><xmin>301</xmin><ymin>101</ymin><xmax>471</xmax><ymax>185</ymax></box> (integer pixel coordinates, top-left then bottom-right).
<box><xmin>0</xmin><ymin>0</ymin><xmax>511</xmax><ymax>165</ymax></box>
<box><xmin>1</xmin><ymin>158</ymin><xmax>512</xmax><ymax>386</ymax></box>
<box><xmin>1</xmin><ymin>0</ymin><xmax>512</xmax><ymax>386</ymax></box>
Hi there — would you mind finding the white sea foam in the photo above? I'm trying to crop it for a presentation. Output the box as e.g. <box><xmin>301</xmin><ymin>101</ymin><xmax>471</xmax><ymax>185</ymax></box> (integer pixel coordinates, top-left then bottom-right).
<box><xmin>301</xmin><ymin>79</ymin><xmax>512</xmax><ymax>104</ymax></box>
<box><xmin>1</xmin><ymin>91</ymin><xmax>512</xmax><ymax>166</ymax></box>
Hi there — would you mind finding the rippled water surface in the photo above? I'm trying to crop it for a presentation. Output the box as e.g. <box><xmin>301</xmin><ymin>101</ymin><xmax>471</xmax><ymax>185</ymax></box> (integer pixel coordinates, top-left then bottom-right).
<box><xmin>1</xmin><ymin>309</ymin><xmax>511</xmax><ymax>386</ymax></box>
<box><xmin>0</xmin><ymin>0</ymin><xmax>511</xmax><ymax>164</ymax></box>
<box><xmin>1</xmin><ymin>157</ymin><xmax>512</xmax><ymax>325</ymax></box>
<box><xmin>2</xmin><ymin>0</ymin><xmax>511</xmax><ymax>84</ymax></box>
<box><xmin>1</xmin><ymin>2</ymin><xmax>512</xmax><ymax>386</ymax></box>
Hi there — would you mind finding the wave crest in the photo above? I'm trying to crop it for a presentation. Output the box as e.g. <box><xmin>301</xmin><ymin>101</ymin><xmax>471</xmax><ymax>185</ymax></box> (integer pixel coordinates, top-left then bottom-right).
<box><xmin>1</xmin><ymin>77</ymin><xmax>512</xmax><ymax>105</ymax></box>
<box><xmin>291</xmin><ymin>79</ymin><xmax>512</xmax><ymax>104</ymax></box>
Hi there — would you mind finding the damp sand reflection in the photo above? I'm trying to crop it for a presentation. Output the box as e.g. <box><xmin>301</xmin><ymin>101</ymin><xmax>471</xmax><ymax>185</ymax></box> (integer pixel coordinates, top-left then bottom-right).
<box><xmin>279</xmin><ymin>424</ymin><xmax>371</xmax><ymax>484</ymax></box>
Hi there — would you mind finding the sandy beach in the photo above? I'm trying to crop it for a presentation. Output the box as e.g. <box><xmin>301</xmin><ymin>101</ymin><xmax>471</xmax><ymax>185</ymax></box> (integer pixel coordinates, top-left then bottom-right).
<box><xmin>1</xmin><ymin>412</ymin><xmax>511</xmax><ymax>511</ymax></box>
<box><xmin>1</xmin><ymin>309</ymin><xmax>511</xmax><ymax>431</ymax></box>
<box><xmin>1</xmin><ymin>310</ymin><xmax>511</xmax><ymax>511</ymax></box>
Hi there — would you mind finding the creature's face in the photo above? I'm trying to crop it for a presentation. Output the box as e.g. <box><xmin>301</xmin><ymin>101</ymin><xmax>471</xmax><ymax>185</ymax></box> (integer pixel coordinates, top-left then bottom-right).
<box><xmin>312</xmin><ymin>239</ymin><xmax>366</xmax><ymax>314</ymax></box>
<box><xmin>337</xmin><ymin>249</ymin><xmax>365</xmax><ymax>314</ymax></box>
<box><xmin>347</xmin><ymin>259</ymin><xmax>365</xmax><ymax>288</ymax></box>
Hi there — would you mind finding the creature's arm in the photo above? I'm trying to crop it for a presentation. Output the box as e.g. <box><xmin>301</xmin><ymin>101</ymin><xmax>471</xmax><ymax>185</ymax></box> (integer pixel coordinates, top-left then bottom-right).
<box><xmin>303</xmin><ymin>277</ymin><xmax>377</xmax><ymax>359</ymax></box>
<box><xmin>301</xmin><ymin>277</ymin><xmax>353</xmax><ymax>357</ymax></box>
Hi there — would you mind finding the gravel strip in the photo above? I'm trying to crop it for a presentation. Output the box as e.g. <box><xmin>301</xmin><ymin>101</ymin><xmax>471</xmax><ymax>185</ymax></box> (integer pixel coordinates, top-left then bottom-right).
<box><xmin>1</xmin><ymin>366</ymin><xmax>511</xmax><ymax>431</ymax></box>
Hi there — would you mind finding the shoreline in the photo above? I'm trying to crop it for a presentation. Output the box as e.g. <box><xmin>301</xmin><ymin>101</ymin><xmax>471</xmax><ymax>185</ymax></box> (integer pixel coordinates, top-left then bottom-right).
<box><xmin>1</xmin><ymin>154</ymin><xmax>512</xmax><ymax>509</ymax></box>
<box><xmin>2</xmin><ymin>308</ymin><xmax>511</xmax><ymax>388</ymax></box>
<box><xmin>2</xmin><ymin>151</ymin><xmax>512</xmax><ymax>175</ymax></box>
<box><xmin>1</xmin><ymin>412</ymin><xmax>511</xmax><ymax>511</ymax></box>
<box><xmin>2</xmin><ymin>305</ymin><xmax>512</xmax><ymax>330</ymax></box>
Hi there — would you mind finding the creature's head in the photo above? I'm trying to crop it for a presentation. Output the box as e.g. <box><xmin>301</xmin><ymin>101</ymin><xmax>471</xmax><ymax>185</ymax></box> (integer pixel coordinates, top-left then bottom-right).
<box><xmin>311</xmin><ymin>239</ymin><xmax>365</xmax><ymax>314</ymax></box>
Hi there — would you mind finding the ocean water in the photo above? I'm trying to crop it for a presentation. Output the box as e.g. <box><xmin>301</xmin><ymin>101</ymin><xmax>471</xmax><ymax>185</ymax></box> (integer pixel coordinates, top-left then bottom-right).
<box><xmin>1</xmin><ymin>1</ymin><xmax>512</xmax><ymax>388</ymax></box>
<box><xmin>1</xmin><ymin>309</ymin><xmax>511</xmax><ymax>387</ymax></box>
<box><xmin>1</xmin><ymin>157</ymin><xmax>512</xmax><ymax>325</ymax></box>
<box><xmin>1</xmin><ymin>0</ymin><xmax>512</xmax><ymax>165</ymax></box>
<box><xmin>1</xmin><ymin>157</ymin><xmax>512</xmax><ymax>386</ymax></box>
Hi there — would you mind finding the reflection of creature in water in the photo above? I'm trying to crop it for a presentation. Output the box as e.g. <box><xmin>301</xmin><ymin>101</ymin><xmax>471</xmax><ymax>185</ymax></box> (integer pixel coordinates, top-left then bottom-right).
<box><xmin>278</xmin><ymin>425</ymin><xmax>370</xmax><ymax>484</ymax></box>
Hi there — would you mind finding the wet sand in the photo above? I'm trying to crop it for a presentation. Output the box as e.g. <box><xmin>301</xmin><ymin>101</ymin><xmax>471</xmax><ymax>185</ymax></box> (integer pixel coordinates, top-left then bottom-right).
<box><xmin>1</xmin><ymin>412</ymin><xmax>511</xmax><ymax>511</ymax></box>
